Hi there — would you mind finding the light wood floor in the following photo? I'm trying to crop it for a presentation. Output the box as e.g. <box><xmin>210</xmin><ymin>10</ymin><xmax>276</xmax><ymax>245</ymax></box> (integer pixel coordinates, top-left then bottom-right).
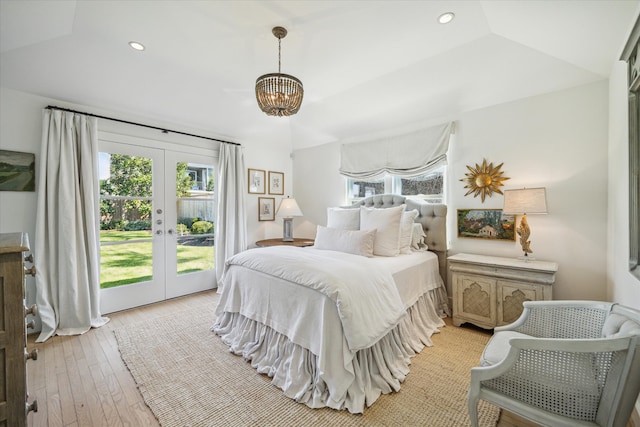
<box><xmin>24</xmin><ymin>292</ymin><xmax>210</xmax><ymax>427</ymax></box>
<box><xmin>24</xmin><ymin>291</ymin><xmax>636</xmax><ymax>427</ymax></box>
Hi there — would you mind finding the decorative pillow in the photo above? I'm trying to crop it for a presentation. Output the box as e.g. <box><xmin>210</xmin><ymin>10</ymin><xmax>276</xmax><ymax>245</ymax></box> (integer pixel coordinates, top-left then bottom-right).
<box><xmin>411</xmin><ymin>223</ymin><xmax>428</xmax><ymax>251</ymax></box>
<box><xmin>359</xmin><ymin>205</ymin><xmax>405</xmax><ymax>256</ymax></box>
<box><xmin>326</xmin><ymin>207</ymin><xmax>360</xmax><ymax>230</ymax></box>
<box><xmin>399</xmin><ymin>209</ymin><xmax>419</xmax><ymax>254</ymax></box>
<box><xmin>313</xmin><ymin>226</ymin><xmax>376</xmax><ymax>257</ymax></box>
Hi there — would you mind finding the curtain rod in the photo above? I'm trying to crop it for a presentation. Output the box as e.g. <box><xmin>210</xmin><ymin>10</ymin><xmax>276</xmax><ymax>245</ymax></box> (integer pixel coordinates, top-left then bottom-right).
<box><xmin>45</xmin><ymin>105</ymin><xmax>240</xmax><ymax>146</ymax></box>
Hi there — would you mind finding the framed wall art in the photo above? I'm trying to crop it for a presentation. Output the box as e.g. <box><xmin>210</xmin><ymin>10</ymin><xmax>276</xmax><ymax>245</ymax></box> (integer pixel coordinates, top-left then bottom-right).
<box><xmin>248</xmin><ymin>168</ymin><xmax>266</xmax><ymax>194</ymax></box>
<box><xmin>258</xmin><ymin>197</ymin><xmax>275</xmax><ymax>221</ymax></box>
<box><xmin>457</xmin><ymin>209</ymin><xmax>516</xmax><ymax>241</ymax></box>
<box><xmin>268</xmin><ymin>171</ymin><xmax>284</xmax><ymax>195</ymax></box>
<box><xmin>0</xmin><ymin>150</ymin><xmax>36</xmax><ymax>192</ymax></box>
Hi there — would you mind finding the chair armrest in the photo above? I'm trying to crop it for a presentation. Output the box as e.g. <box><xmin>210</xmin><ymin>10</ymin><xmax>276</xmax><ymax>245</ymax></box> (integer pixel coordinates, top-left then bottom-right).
<box><xmin>472</xmin><ymin>336</ymin><xmax>633</xmax><ymax>382</ymax></box>
<box><xmin>495</xmin><ymin>300</ymin><xmax>614</xmax><ymax>338</ymax></box>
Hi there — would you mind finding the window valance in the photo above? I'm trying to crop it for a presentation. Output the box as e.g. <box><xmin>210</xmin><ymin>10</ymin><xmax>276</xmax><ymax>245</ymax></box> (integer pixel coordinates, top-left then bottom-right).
<box><xmin>339</xmin><ymin>122</ymin><xmax>454</xmax><ymax>179</ymax></box>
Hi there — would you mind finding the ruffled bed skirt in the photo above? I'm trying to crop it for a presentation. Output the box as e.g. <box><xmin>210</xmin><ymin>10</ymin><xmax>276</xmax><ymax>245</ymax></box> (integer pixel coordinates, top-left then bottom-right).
<box><xmin>431</xmin><ymin>283</ymin><xmax>452</xmax><ymax>318</ymax></box>
<box><xmin>212</xmin><ymin>290</ymin><xmax>447</xmax><ymax>414</ymax></box>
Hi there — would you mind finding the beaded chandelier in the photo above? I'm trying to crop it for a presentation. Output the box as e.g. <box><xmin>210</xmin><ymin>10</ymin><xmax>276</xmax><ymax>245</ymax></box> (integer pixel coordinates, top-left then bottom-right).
<box><xmin>255</xmin><ymin>27</ymin><xmax>304</xmax><ymax>117</ymax></box>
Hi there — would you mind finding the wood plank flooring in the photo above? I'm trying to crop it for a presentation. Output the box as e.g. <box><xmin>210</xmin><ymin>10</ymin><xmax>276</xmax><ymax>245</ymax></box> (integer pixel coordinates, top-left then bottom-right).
<box><xmin>24</xmin><ymin>291</ymin><xmax>636</xmax><ymax>427</ymax></box>
<box><xmin>24</xmin><ymin>291</ymin><xmax>209</xmax><ymax>427</ymax></box>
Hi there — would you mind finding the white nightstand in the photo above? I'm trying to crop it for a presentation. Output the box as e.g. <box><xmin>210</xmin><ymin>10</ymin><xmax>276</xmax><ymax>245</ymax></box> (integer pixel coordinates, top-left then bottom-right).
<box><xmin>448</xmin><ymin>253</ymin><xmax>558</xmax><ymax>329</ymax></box>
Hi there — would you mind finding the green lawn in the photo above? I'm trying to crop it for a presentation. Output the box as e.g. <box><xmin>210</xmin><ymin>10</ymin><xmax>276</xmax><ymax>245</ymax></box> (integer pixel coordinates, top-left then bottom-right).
<box><xmin>100</xmin><ymin>231</ymin><xmax>214</xmax><ymax>289</ymax></box>
<box><xmin>100</xmin><ymin>230</ymin><xmax>151</xmax><ymax>242</ymax></box>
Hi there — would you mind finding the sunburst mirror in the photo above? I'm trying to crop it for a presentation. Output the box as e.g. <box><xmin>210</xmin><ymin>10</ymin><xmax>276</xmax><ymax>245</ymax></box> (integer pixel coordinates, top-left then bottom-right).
<box><xmin>460</xmin><ymin>159</ymin><xmax>510</xmax><ymax>202</ymax></box>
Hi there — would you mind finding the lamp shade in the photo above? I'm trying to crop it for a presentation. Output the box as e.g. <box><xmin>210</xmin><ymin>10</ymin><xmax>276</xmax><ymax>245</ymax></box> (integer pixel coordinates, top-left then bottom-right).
<box><xmin>503</xmin><ymin>188</ymin><xmax>548</xmax><ymax>214</ymax></box>
<box><xmin>276</xmin><ymin>197</ymin><xmax>303</xmax><ymax>218</ymax></box>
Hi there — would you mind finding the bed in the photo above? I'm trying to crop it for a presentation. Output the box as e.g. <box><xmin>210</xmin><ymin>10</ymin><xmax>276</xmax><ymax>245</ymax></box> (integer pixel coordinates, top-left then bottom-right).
<box><xmin>212</xmin><ymin>194</ymin><xmax>449</xmax><ymax>414</ymax></box>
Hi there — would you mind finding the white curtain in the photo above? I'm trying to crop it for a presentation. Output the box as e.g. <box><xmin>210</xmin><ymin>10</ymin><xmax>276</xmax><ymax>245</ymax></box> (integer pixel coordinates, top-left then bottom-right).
<box><xmin>215</xmin><ymin>143</ymin><xmax>247</xmax><ymax>286</ymax></box>
<box><xmin>35</xmin><ymin>109</ymin><xmax>109</xmax><ymax>343</ymax></box>
<box><xmin>339</xmin><ymin>122</ymin><xmax>455</xmax><ymax>179</ymax></box>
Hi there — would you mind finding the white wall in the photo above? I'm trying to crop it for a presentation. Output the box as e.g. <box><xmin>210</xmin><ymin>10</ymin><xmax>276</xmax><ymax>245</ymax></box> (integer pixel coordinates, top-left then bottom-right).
<box><xmin>0</xmin><ymin>88</ymin><xmax>44</xmax><ymax>313</ymax></box>
<box><xmin>293</xmin><ymin>141</ymin><xmax>344</xmax><ymax>238</ymax></box>
<box><xmin>294</xmin><ymin>81</ymin><xmax>610</xmax><ymax>301</ymax></box>
<box><xmin>0</xmin><ymin>89</ymin><xmax>40</xmax><ymax>239</ymax></box>
<box><xmin>608</xmin><ymin>61</ymin><xmax>640</xmax><ymax>308</ymax></box>
<box><xmin>244</xmin><ymin>143</ymin><xmax>297</xmax><ymax>245</ymax></box>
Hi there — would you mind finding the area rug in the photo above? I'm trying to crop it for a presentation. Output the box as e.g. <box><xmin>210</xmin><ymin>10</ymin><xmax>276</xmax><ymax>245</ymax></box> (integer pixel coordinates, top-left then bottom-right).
<box><xmin>114</xmin><ymin>295</ymin><xmax>500</xmax><ymax>427</ymax></box>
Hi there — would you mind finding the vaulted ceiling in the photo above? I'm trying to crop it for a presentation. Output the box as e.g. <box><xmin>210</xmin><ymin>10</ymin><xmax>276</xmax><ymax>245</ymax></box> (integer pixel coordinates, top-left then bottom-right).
<box><xmin>1</xmin><ymin>1</ymin><xmax>638</xmax><ymax>150</ymax></box>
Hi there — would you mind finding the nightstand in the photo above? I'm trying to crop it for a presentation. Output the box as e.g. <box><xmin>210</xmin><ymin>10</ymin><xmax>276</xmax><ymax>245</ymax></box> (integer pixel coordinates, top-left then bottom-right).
<box><xmin>448</xmin><ymin>253</ymin><xmax>558</xmax><ymax>329</ymax></box>
<box><xmin>255</xmin><ymin>238</ymin><xmax>315</xmax><ymax>247</ymax></box>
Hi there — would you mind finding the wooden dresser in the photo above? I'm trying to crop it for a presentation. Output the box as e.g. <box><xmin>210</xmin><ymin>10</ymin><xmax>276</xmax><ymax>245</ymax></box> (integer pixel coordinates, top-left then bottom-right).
<box><xmin>0</xmin><ymin>232</ymin><xmax>38</xmax><ymax>426</ymax></box>
<box><xmin>449</xmin><ymin>253</ymin><xmax>558</xmax><ymax>330</ymax></box>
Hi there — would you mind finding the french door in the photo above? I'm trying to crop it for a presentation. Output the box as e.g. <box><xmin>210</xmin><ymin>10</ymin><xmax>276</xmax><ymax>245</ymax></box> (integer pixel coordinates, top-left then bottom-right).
<box><xmin>99</xmin><ymin>139</ymin><xmax>216</xmax><ymax>314</ymax></box>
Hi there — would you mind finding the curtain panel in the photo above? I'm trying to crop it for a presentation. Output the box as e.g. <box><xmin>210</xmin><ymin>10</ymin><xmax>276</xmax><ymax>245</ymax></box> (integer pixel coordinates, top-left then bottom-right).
<box><xmin>215</xmin><ymin>143</ymin><xmax>247</xmax><ymax>286</ymax></box>
<box><xmin>339</xmin><ymin>122</ymin><xmax>454</xmax><ymax>179</ymax></box>
<box><xmin>35</xmin><ymin>109</ymin><xmax>109</xmax><ymax>342</ymax></box>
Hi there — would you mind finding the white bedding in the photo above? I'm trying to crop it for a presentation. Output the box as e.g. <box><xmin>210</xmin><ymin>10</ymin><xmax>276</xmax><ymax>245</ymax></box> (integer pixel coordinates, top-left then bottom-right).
<box><xmin>213</xmin><ymin>246</ymin><xmax>447</xmax><ymax>413</ymax></box>
<box><xmin>220</xmin><ymin>246</ymin><xmax>406</xmax><ymax>351</ymax></box>
<box><xmin>374</xmin><ymin>250</ymin><xmax>443</xmax><ymax>306</ymax></box>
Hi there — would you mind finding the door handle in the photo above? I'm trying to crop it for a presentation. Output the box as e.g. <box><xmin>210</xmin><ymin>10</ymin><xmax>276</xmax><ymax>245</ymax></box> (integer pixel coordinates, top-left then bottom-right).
<box><xmin>156</xmin><ymin>230</ymin><xmax>163</xmax><ymax>235</ymax></box>
<box><xmin>167</xmin><ymin>229</ymin><xmax>174</xmax><ymax>235</ymax></box>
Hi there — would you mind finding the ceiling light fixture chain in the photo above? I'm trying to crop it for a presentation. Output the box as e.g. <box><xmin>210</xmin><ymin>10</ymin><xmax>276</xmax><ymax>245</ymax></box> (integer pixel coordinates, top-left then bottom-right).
<box><xmin>255</xmin><ymin>26</ymin><xmax>303</xmax><ymax>117</ymax></box>
<box><xmin>275</xmin><ymin>27</ymin><xmax>284</xmax><ymax>74</ymax></box>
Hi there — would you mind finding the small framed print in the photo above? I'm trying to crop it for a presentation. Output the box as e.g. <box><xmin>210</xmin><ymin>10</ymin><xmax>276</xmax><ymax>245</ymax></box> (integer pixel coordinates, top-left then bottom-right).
<box><xmin>248</xmin><ymin>168</ymin><xmax>266</xmax><ymax>194</ymax></box>
<box><xmin>258</xmin><ymin>197</ymin><xmax>275</xmax><ymax>221</ymax></box>
<box><xmin>268</xmin><ymin>171</ymin><xmax>284</xmax><ymax>195</ymax></box>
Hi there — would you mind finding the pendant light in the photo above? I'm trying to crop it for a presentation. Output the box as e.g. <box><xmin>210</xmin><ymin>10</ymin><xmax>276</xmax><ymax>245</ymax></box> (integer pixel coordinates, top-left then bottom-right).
<box><xmin>255</xmin><ymin>26</ymin><xmax>304</xmax><ymax>117</ymax></box>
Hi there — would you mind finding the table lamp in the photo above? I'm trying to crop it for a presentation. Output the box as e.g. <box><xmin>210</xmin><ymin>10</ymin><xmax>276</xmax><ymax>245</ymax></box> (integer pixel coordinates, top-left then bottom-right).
<box><xmin>503</xmin><ymin>187</ymin><xmax>548</xmax><ymax>261</ymax></box>
<box><xmin>276</xmin><ymin>196</ymin><xmax>303</xmax><ymax>241</ymax></box>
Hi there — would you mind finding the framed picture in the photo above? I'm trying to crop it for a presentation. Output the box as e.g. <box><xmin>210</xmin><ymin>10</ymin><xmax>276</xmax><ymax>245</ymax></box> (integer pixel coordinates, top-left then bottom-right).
<box><xmin>258</xmin><ymin>197</ymin><xmax>275</xmax><ymax>221</ymax></box>
<box><xmin>268</xmin><ymin>171</ymin><xmax>284</xmax><ymax>195</ymax></box>
<box><xmin>457</xmin><ymin>209</ymin><xmax>516</xmax><ymax>241</ymax></box>
<box><xmin>0</xmin><ymin>150</ymin><xmax>36</xmax><ymax>192</ymax></box>
<box><xmin>248</xmin><ymin>168</ymin><xmax>266</xmax><ymax>194</ymax></box>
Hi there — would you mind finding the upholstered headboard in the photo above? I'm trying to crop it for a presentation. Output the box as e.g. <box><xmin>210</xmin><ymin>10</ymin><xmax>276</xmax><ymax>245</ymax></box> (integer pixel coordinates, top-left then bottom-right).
<box><xmin>352</xmin><ymin>194</ymin><xmax>448</xmax><ymax>280</ymax></box>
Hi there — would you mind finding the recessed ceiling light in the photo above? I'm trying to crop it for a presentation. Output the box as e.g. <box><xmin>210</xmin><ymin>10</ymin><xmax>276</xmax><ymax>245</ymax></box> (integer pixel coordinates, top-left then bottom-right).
<box><xmin>438</xmin><ymin>12</ymin><xmax>455</xmax><ymax>24</ymax></box>
<box><xmin>128</xmin><ymin>41</ymin><xmax>145</xmax><ymax>51</ymax></box>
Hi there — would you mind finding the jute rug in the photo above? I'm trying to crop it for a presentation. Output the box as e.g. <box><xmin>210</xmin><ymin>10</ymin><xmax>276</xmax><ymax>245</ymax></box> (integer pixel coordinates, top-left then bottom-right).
<box><xmin>114</xmin><ymin>293</ymin><xmax>500</xmax><ymax>427</ymax></box>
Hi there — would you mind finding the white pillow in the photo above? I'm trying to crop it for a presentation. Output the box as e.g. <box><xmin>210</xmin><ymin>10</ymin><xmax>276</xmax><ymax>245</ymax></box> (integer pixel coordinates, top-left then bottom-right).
<box><xmin>400</xmin><ymin>209</ymin><xmax>419</xmax><ymax>254</ymax></box>
<box><xmin>314</xmin><ymin>226</ymin><xmax>376</xmax><ymax>257</ymax></box>
<box><xmin>411</xmin><ymin>223</ymin><xmax>428</xmax><ymax>251</ymax></box>
<box><xmin>326</xmin><ymin>207</ymin><xmax>360</xmax><ymax>230</ymax></box>
<box><xmin>359</xmin><ymin>205</ymin><xmax>405</xmax><ymax>256</ymax></box>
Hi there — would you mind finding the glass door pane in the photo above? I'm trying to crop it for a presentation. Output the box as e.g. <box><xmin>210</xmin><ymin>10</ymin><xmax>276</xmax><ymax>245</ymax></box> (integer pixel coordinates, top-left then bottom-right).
<box><xmin>99</xmin><ymin>142</ymin><xmax>165</xmax><ymax>313</ymax></box>
<box><xmin>99</xmin><ymin>153</ymin><xmax>154</xmax><ymax>287</ymax></box>
<box><xmin>175</xmin><ymin>161</ymin><xmax>215</xmax><ymax>274</ymax></box>
<box><xmin>165</xmin><ymin>152</ymin><xmax>216</xmax><ymax>298</ymax></box>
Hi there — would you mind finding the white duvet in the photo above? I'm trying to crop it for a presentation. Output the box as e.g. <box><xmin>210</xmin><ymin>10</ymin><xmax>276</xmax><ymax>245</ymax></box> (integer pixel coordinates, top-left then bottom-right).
<box><xmin>220</xmin><ymin>246</ymin><xmax>407</xmax><ymax>351</ymax></box>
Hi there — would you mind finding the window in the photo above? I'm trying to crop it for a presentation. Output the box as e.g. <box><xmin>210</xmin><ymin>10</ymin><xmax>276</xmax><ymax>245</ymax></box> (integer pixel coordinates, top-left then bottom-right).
<box><xmin>630</xmin><ymin>83</ymin><xmax>639</xmax><ymax>279</ymax></box>
<box><xmin>622</xmin><ymin>17</ymin><xmax>639</xmax><ymax>279</ymax></box>
<box><xmin>339</xmin><ymin>123</ymin><xmax>453</xmax><ymax>205</ymax></box>
<box><xmin>347</xmin><ymin>167</ymin><xmax>446</xmax><ymax>204</ymax></box>
<box><xmin>187</xmin><ymin>165</ymin><xmax>213</xmax><ymax>191</ymax></box>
